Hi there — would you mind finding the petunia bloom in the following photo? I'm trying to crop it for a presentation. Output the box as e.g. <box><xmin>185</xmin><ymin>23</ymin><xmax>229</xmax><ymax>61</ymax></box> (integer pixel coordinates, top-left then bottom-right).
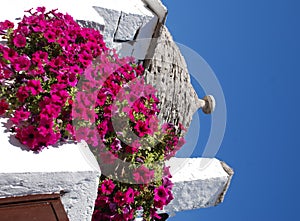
<box><xmin>13</xmin><ymin>34</ymin><xmax>26</xmax><ymax>47</ymax></box>
<box><xmin>0</xmin><ymin>99</ymin><xmax>9</xmax><ymax>115</ymax></box>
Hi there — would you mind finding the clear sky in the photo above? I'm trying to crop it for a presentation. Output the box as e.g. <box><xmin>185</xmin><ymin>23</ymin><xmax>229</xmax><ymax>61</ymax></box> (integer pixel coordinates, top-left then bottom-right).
<box><xmin>162</xmin><ymin>0</ymin><xmax>300</xmax><ymax>220</ymax></box>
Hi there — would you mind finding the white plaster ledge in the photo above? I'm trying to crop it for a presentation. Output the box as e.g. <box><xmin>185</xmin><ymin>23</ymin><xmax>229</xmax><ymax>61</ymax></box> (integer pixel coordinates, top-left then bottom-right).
<box><xmin>165</xmin><ymin>157</ymin><xmax>233</xmax><ymax>212</ymax></box>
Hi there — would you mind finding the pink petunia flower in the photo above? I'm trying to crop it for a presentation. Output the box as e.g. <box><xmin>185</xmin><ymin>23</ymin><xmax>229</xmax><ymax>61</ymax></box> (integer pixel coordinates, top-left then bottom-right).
<box><xmin>154</xmin><ymin>186</ymin><xmax>168</xmax><ymax>201</ymax></box>
<box><xmin>3</xmin><ymin>47</ymin><xmax>18</xmax><ymax>62</ymax></box>
<box><xmin>124</xmin><ymin>187</ymin><xmax>135</xmax><ymax>204</ymax></box>
<box><xmin>15</xmin><ymin>126</ymin><xmax>40</xmax><ymax>151</ymax></box>
<box><xmin>27</xmin><ymin>79</ymin><xmax>43</xmax><ymax>95</ymax></box>
<box><xmin>57</xmin><ymin>37</ymin><xmax>68</xmax><ymax>47</ymax></box>
<box><xmin>110</xmin><ymin>138</ymin><xmax>122</xmax><ymax>152</ymax></box>
<box><xmin>13</xmin><ymin>34</ymin><xmax>26</xmax><ymax>47</ymax></box>
<box><xmin>0</xmin><ymin>99</ymin><xmax>9</xmax><ymax>115</ymax></box>
<box><xmin>38</xmin><ymin>130</ymin><xmax>61</xmax><ymax>147</ymax></box>
<box><xmin>48</xmin><ymin>56</ymin><xmax>64</xmax><ymax>68</ymax></box>
<box><xmin>40</xmin><ymin>103</ymin><xmax>61</xmax><ymax>118</ymax></box>
<box><xmin>16</xmin><ymin>86</ymin><xmax>29</xmax><ymax>102</ymax></box>
<box><xmin>32</xmin><ymin>51</ymin><xmax>48</xmax><ymax>63</ymax></box>
<box><xmin>94</xmin><ymin>195</ymin><xmax>109</xmax><ymax>208</ymax></box>
<box><xmin>14</xmin><ymin>56</ymin><xmax>31</xmax><ymax>72</ymax></box>
<box><xmin>44</xmin><ymin>30</ymin><xmax>56</xmax><ymax>43</ymax></box>
<box><xmin>97</xmin><ymin>120</ymin><xmax>108</xmax><ymax>139</ymax></box>
<box><xmin>153</xmin><ymin>185</ymin><xmax>169</xmax><ymax>210</ymax></box>
<box><xmin>0</xmin><ymin>20</ymin><xmax>14</xmax><ymax>30</ymax></box>
<box><xmin>11</xmin><ymin>109</ymin><xmax>30</xmax><ymax>124</ymax></box>
<box><xmin>100</xmin><ymin>179</ymin><xmax>115</xmax><ymax>195</ymax></box>
<box><xmin>134</xmin><ymin>120</ymin><xmax>151</xmax><ymax>137</ymax></box>
<box><xmin>78</xmin><ymin>51</ymin><xmax>93</xmax><ymax>67</ymax></box>
<box><xmin>38</xmin><ymin>117</ymin><xmax>54</xmax><ymax>136</ymax></box>
<box><xmin>113</xmin><ymin>191</ymin><xmax>126</xmax><ymax>207</ymax></box>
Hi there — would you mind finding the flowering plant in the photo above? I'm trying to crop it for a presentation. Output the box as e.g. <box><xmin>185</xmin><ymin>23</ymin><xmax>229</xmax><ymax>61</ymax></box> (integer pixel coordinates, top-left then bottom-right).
<box><xmin>0</xmin><ymin>7</ymin><xmax>185</xmax><ymax>220</ymax></box>
<box><xmin>0</xmin><ymin>7</ymin><xmax>107</xmax><ymax>150</ymax></box>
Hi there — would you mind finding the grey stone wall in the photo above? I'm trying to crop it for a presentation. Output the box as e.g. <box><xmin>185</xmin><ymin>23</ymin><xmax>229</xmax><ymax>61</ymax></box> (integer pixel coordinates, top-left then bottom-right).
<box><xmin>143</xmin><ymin>25</ymin><xmax>203</xmax><ymax>130</ymax></box>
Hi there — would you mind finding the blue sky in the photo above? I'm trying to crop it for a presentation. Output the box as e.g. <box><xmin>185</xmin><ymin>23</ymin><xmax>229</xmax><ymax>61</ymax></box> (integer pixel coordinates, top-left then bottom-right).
<box><xmin>162</xmin><ymin>0</ymin><xmax>300</xmax><ymax>220</ymax></box>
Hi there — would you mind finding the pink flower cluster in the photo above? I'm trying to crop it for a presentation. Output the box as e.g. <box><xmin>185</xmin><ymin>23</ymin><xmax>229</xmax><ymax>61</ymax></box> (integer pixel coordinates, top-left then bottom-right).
<box><xmin>93</xmin><ymin>167</ymin><xmax>174</xmax><ymax>221</ymax></box>
<box><xmin>0</xmin><ymin>99</ymin><xmax>9</xmax><ymax>115</ymax></box>
<box><xmin>75</xmin><ymin>59</ymin><xmax>184</xmax><ymax>220</ymax></box>
<box><xmin>162</xmin><ymin>123</ymin><xmax>186</xmax><ymax>160</ymax></box>
<box><xmin>153</xmin><ymin>167</ymin><xmax>174</xmax><ymax>212</ymax></box>
<box><xmin>0</xmin><ymin>7</ymin><xmax>186</xmax><ymax>221</ymax></box>
<box><xmin>0</xmin><ymin>7</ymin><xmax>107</xmax><ymax>151</ymax></box>
<box><xmin>93</xmin><ymin>180</ymin><xmax>138</xmax><ymax>221</ymax></box>
<box><xmin>71</xmin><ymin>46</ymin><xmax>184</xmax><ymax>219</ymax></box>
<box><xmin>93</xmin><ymin>179</ymin><xmax>136</xmax><ymax>221</ymax></box>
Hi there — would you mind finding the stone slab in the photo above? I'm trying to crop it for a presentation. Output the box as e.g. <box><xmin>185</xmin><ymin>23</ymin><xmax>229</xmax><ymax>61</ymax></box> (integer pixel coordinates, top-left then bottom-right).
<box><xmin>143</xmin><ymin>25</ymin><xmax>204</xmax><ymax>130</ymax></box>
